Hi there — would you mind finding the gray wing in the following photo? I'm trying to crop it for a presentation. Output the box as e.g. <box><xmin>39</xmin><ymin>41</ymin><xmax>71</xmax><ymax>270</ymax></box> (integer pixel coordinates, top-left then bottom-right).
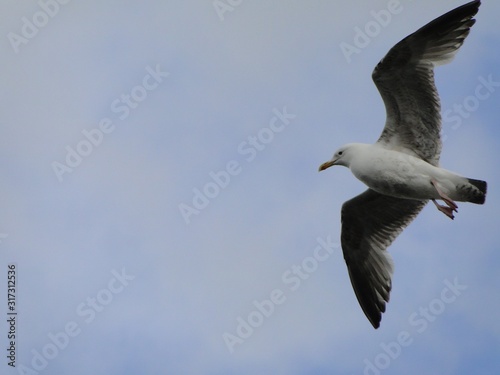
<box><xmin>341</xmin><ymin>189</ymin><xmax>427</xmax><ymax>328</ymax></box>
<box><xmin>373</xmin><ymin>0</ymin><xmax>480</xmax><ymax>166</ymax></box>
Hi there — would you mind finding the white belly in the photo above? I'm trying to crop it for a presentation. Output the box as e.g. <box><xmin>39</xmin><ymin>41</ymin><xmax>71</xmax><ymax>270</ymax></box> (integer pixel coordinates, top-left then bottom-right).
<box><xmin>349</xmin><ymin>148</ymin><xmax>458</xmax><ymax>200</ymax></box>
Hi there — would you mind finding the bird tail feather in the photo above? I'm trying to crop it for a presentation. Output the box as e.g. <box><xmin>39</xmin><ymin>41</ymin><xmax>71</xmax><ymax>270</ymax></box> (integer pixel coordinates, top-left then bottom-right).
<box><xmin>464</xmin><ymin>178</ymin><xmax>487</xmax><ymax>204</ymax></box>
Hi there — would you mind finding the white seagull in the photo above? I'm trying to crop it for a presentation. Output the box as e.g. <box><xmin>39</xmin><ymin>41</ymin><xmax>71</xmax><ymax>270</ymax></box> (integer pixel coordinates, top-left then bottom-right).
<box><xmin>319</xmin><ymin>0</ymin><xmax>486</xmax><ymax>328</ymax></box>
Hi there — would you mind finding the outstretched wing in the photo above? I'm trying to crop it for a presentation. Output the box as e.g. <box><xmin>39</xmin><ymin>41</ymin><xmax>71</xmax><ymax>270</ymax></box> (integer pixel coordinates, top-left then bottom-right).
<box><xmin>341</xmin><ymin>189</ymin><xmax>427</xmax><ymax>328</ymax></box>
<box><xmin>373</xmin><ymin>0</ymin><xmax>480</xmax><ymax>166</ymax></box>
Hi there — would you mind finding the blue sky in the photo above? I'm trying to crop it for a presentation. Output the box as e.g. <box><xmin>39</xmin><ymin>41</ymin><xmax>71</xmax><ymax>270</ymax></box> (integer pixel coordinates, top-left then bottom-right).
<box><xmin>1</xmin><ymin>1</ymin><xmax>499</xmax><ymax>374</ymax></box>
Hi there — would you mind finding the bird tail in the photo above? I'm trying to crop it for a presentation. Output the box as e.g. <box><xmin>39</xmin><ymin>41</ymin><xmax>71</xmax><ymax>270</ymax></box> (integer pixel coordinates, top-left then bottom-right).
<box><xmin>462</xmin><ymin>178</ymin><xmax>487</xmax><ymax>204</ymax></box>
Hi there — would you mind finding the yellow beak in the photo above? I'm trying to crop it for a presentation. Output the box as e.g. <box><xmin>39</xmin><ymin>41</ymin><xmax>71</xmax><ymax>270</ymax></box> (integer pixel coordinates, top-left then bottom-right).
<box><xmin>318</xmin><ymin>159</ymin><xmax>337</xmax><ymax>172</ymax></box>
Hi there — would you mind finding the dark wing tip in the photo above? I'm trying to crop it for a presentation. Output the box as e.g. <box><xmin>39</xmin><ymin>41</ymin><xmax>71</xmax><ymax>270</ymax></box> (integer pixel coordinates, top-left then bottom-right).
<box><xmin>346</xmin><ymin>265</ymin><xmax>390</xmax><ymax>329</ymax></box>
<box><xmin>373</xmin><ymin>0</ymin><xmax>481</xmax><ymax>78</ymax></box>
<box><xmin>409</xmin><ymin>0</ymin><xmax>480</xmax><ymax>60</ymax></box>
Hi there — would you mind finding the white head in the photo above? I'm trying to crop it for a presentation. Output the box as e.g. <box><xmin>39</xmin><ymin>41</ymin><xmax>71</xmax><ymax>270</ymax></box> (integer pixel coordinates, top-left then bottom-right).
<box><xmin>318</xmin><ymin>143</ymin><xmax>362</xmax><ymax>171</ymax></box>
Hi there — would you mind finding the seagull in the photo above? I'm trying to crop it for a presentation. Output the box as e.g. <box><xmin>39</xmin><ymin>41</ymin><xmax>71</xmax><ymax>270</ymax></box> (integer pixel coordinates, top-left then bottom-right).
<box><xmin>319</xmin><ymin>0</ymin><xmax>486</xmax><ymax>329</ymax></box>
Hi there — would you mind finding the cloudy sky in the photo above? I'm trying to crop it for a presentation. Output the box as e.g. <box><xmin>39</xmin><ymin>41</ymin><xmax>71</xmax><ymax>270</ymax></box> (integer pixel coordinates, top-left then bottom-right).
<box><xmin>1</xmin><ymin>1</ymin><xmax>499</xmax><ymax>374</ymax></box>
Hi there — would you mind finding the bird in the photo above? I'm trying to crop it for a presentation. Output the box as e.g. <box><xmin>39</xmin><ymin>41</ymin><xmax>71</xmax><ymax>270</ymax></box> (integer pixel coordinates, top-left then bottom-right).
<box><xmin>318</xmin><ymin>0</ymin><xmax>486</xmax><ymax>329</ymax></box>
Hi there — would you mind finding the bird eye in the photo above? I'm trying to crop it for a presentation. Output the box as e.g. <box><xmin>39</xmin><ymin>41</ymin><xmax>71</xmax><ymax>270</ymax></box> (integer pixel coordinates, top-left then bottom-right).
<box><xmin>338</xmin><ymin>151</ymin><xmax>343</xmax><ymax>156</ymax></box>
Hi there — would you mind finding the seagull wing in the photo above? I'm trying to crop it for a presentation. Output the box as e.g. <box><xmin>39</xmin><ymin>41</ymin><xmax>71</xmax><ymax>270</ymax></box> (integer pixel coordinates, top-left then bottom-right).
<box><xmin>373</xmin><ymin>0</ymin><xmax>480</xmax><ymax>166</ymax></box>
<box><xmin>341</xmin><ymin>189</ymin><xmax>427</xmax><ymax>328</ymax></box>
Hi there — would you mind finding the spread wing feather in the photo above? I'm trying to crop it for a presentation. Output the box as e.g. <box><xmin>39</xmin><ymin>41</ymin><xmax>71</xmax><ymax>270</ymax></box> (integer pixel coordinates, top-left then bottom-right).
<box><xmin>341</xmin><ymin>190</ymin><xmax>427</xmax><ymax>328</ymax></box>
<box><xmin>373</xmin><ymin>0</ymin><xmax>480</xmax><ymax>166</ymax></box>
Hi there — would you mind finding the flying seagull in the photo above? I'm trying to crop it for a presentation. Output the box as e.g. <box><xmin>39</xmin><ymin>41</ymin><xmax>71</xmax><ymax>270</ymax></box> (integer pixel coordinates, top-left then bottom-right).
<box><xmin>319</xmin><ymin>0</ymin><xmax>486</xmax><ymax>329</ymax></box>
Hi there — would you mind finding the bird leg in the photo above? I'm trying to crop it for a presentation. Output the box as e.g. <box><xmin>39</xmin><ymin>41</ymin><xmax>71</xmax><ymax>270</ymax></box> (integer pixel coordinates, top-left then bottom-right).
<box><xmin>430</xmin><ymin>179</ymin><xmax>458</xmax><ymax>220</ymax></box>
<box><xmin>432</xmin><ymin>199</ymin><xmax>455</xmax><ymax>220</ymax></box>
